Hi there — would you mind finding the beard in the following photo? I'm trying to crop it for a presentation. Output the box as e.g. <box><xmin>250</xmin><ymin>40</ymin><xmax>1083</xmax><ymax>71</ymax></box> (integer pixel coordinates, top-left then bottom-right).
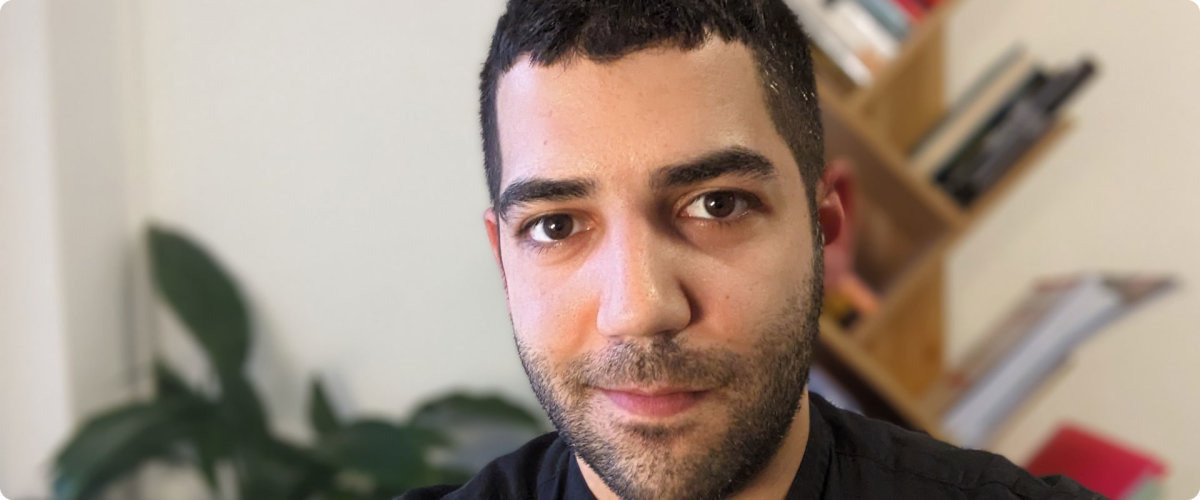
<box><xmin>515</xmin><ymin>252</ymin><xmax>823</xmax><ymax>500</ymax></box>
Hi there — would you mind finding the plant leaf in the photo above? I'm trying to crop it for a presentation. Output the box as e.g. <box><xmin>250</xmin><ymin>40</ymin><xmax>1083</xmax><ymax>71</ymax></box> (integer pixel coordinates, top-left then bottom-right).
<box><xmin>148</xmin><ymin>226</ymin><xmax>250</xmax><ymax>381</ymax></box>
<box><xmin>237</xmin><ymin>446</ymin><xmax>309</xmax><ymax>500</ymax></box>
<box><xmin>247</xmin><ymin>437</ymin><xmax>335</xmax><ymax>500</ymax></box>
<box><xmin>408</xmin><ymin>392</ymin><xmax>544</xmax><ymax>432</ymax></box>
<box><xmin>52</xmin><ymin>400</ymin><xmax>206</xmax><ymax>500</ymax></box>
<box><xmin>315</xmin><ymin>420</ymin><xmax>439</xmax><ymax>492</ymax></box>
<box><xmin>309</xmin><ymin>377</ymin><xmax>341</xmax><ymax>438</ymax></box>
<box><xmin>231</xmin><ymin>435</ymin><xmax>331</xmax><ymax>499</ymax></box>
<box><xmin>150</xmin><ymin>361</ymin><xmax>226</xmax><ymax>492</ymax></box>
<box><xmin>216</xmin><ymin>372</ymin><xmax>270</xmax><ymax>439</ymax></box>
<box><xmin>192</xmin><ymin>438</ymin><xmax>220</xmax><ymax>493</ymax></box>
<box><xmin>152</xmin><ymin>360</ymin><xmax>196</xmax><ymax>401</ymax></box>
<box><xmin>188</xmin><ymin>409</ymin><xmax>235</xmax><ymax>494</ymax></box>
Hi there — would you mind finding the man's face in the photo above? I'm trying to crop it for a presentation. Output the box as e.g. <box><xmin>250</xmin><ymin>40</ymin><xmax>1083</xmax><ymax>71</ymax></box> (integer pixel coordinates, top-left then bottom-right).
<box><xmin>487</xmin><ymin>41</ymin><xmax>826</xmax><ymax>499</ymax></box>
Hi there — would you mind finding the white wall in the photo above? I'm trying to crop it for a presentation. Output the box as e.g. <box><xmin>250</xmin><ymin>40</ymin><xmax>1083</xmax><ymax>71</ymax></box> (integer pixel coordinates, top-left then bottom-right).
<box><xmin>137</xmin><ymin>0</ymin><xmax>531</xmax><ymax>442</ymax></box>
<box><xmin>0</xmin><ymin>1</ymin><xmax>73</xmax><ymax>496</ymax></box>
<box><xmin>944</xmin><ymin>1</ymin><xmax>1200</xmax><ymax>498</ymax></box>
<box><xmin>44</xmin><ymin>0</ymin><xmax>150</xmax><ymax>419</ymax></box>
<box><xmin>0</xmin><ymin>0</ymin><xmax>147</xmax><ymax>496</ymax></box>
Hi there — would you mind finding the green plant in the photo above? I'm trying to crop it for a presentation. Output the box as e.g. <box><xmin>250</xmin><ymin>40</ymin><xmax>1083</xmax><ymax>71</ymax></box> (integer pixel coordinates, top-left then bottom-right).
<box><xmin>52</xmin><ymin>226</ymin><xmax>545</xmax><ymax>500</ymax></box>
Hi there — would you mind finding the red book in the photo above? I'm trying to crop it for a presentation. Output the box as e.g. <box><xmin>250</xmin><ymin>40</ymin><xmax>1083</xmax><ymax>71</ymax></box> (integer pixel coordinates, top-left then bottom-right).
<box><xmin>1025</xmin><ymin>424</ymin><xmax>1166</xmax><ymax>499</ymax></box>
<box><xmin>890</xmin><ymin>0</ymin><xmax>927</xmax><ymax>21</ymax></box>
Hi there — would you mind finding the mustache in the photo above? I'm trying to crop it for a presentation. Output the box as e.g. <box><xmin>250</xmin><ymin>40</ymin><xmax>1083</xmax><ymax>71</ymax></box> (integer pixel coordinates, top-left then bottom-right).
<box><xmin>561</xmin><ymin>340</ymin><xmax>742</xmax><ymax>390</ymax></box>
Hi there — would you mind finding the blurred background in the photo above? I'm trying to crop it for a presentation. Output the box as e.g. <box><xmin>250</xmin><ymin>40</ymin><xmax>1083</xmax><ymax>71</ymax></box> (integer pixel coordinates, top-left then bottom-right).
<box><xmin>2</xmin><ymin>0</ymin><xmax>1198</xmax><ymax>499</ymax></box>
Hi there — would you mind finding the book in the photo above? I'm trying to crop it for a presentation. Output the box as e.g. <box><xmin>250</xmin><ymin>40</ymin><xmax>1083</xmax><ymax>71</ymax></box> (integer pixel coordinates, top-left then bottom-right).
<box><xmin>922</xmin><ymin>276</ymin><xmax>1076</xmax><ymax>415</ymax></box>
<box><xmin>909</xmin><ymin>46</ymin><xmax>1038</xmax><ymax>178</ymax></box>
<box><xmin>889</xmin><ymin>0</ymin><xmax>928</xmax><ymax>21</ymax></box>
<box><xmin>1026</xmin><ymin>425</ymin><xmax>1166</xmax><ymax>500</ymax></box>
<box><xmin>936</xmin><ymin>273</ymin><xmax>1173</xmax><ymax>448</ymax></box>
<box><xmin>941</xmin><ymin>99</ymin><xmax>1052</xmax><ymax>205</ymax></box>
<box><xmin>827</xmin><ymin>0</ymin><xmax>900</xmax><ymax>61</ymax></box>
<box><xmin>939</xmin><ymin>58</ymin><xmax>1096</xmax><ymax>205</ymax></box>
<box><xmin>926</xmin><ymin>68</ymin><xmax>1048</xmax><ymax>196</ymax></box>
<box><xmin>789</xmin><ymin>0</ymin><xmax>876</xmax><ymax>86</ymax></box>
<box><xmin>855</xmin><ymin>0</ymin><xmax>911</xmax><ymax>40</ymax></box>
<box><xmin>789</xmin><ymin>0</ymin><xmax>899</xmax><ymax>85</ymax></box>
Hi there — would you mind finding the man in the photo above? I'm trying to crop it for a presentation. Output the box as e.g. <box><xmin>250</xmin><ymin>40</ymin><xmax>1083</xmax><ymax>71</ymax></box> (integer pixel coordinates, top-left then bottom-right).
<box><xmin>403</xmin><ymin>0</ymin><xmax>1100</xmax><ymax>498</ymax></box>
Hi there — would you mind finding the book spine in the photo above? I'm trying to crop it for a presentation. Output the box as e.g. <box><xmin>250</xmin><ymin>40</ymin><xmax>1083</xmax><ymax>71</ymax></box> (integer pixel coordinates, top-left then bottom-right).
<box><xmin>943</xmin><ymin>276</ymin><xmax>1120</xmax><ymax>447</ymax></box>
<box><xmin>925</xmin><ymin>281</ymin><xmax>1074</xmax><ymax>414</ymax></box>
<box><xmin>931</xmin><ymin>71</ymin><xmax>1048</xmax><ymax>190</ymax></box>
<box><xmin>854</xmin><ymin>0</ymin><xmax>911</xmax><ymax>40</ymax></box>
<box><xmin>790</xmin><ymin>0</ymin><xmax>876</xmax><ymax>85</ymax></box>
<box><xmin>953</xmin><ymin>294</ymin><xmax>1124</xmax><ymax>448</ymax></box>
<box><xmin>829</xmin><ymin>0</ymin><xmax>900</xmax><ymax>60</ymax></box>
<box><xmin>889</xmin><ymin>0</ymin><xmax>927</xmax><ymax>21</ymax></box>
<box><xmin>1034</xmin><ymin>58</ymin><xmax>1097</xmax><ymax>114</ymax></box>
<box><xmin>946</xmin><ymin>101</ymin><xmax>1051</xmax><ymax>205</ymax></box>
<box><xmin>909</xmin><ymin>45</ymin><xmax>1026</xmax><ymax>160</ymax></box>
<box><xmin>963</xmin><ymin>107</ymin><xmax>1050</xmax><ymax>203</ymax></box>
<box><xmin>945</xmin><ymin>59</ymin><xmax>1096</xmax><ymax>204</ymax></box>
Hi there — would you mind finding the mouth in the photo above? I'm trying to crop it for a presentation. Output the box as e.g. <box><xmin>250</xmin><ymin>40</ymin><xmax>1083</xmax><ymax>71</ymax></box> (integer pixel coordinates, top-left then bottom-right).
<box><xmin>599</xmin><ymin>387</ymin><xmax>710</xmax><ymax>419</ymax></box>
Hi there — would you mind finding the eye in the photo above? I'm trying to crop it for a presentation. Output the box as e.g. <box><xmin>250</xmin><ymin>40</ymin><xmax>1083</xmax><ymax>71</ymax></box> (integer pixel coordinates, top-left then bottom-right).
<box><xmin>681</xmin><ymin>191</ymin><xmax>752</xmax><ymax>220</ymax></box>
<box><xmin>526</xmin><ymin>213</ymin><xmax>583</xmax><ymax>243</ymax></box>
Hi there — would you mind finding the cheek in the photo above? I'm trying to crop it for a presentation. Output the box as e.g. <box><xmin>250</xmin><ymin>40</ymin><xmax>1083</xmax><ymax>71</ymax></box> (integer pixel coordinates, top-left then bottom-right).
<box><xmin>504</xmin><ymin>260</ymin><xmax>596</xmax><ymax>364</ymax></box>
<box><xmin>687</xmin><ymin>226</ymin><xmax>814</xmax><ymax>346</ymax></box>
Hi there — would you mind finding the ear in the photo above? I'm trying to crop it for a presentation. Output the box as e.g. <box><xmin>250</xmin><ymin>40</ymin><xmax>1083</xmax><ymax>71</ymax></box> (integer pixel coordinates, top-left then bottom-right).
<box><xmin>484</xmin><ymin>208</ymin><xmax>505</xmax><ymax>280</ymax></box>
<box><xmin>818</xmin><ymin>158</ymin><xmax>855</xmax><ymax>290</ymax></box>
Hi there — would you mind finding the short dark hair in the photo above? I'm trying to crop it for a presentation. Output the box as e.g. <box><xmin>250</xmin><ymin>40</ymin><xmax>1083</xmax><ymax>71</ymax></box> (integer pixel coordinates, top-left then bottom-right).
<box><xmin>480</xmin><ymin>0</ymin><xmax>824</xmax><ymax>209</ymax></box>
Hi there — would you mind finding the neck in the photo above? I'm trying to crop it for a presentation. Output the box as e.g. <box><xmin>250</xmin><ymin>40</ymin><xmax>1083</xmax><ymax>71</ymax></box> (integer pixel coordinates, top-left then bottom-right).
<box><xmin>578</xmin><ymin>389</ymin><xmax>812</xmax><ymax>500</ymax></box>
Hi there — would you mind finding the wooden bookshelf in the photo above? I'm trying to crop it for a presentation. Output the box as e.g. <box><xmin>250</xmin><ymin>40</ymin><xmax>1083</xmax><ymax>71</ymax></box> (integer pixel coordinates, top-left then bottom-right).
<box><xmin>810</xmin><ymin>0</ymin><xmax>1074</xmax><ymax>440</ymax></box>
<box><xmin>817</xmin><ymin>318</ymin><xmax>948</xmax><ymax>441</ymax></box>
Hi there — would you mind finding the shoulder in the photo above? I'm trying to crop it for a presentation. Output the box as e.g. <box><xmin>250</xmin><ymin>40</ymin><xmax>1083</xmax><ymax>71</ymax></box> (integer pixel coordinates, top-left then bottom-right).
<box><xmin>812</xmin><ymin>396</ymin><xmax>1102</xmax><ymax>499</ymax></box>
<box><xmin>396</xmin><ymin>432</ymin><xmax>570</xmax><ymax>500</ymax></box>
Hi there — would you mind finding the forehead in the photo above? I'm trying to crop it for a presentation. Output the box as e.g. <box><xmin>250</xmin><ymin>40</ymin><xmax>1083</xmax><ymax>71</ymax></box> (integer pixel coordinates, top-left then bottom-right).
<box><xmin>494</xmin><ymin>40</ymin><xmax>801</xmax><ymax>191</ymax></box>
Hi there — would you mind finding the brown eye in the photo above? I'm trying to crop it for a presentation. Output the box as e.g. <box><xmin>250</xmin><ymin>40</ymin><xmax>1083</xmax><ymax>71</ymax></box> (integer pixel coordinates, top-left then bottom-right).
<box><xmin>682</xmin><ymin>191</ymin><xmax>751</xmax><ymax>220</ymax></box>
<box><xmin>703</xmin><ymin>192</ymin><xmax>737</xmax><ymax>218</ymax></box>
<box><xmin>529</xmin><ymin>214</ymin><xmax>578</xmax><ymax>243</ymax></box>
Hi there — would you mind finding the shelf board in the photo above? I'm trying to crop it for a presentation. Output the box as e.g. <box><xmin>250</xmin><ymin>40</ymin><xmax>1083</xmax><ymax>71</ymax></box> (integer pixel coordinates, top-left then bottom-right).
<box><xmin>850</xmin><ymin>236</ymin><xmax>949</xmax><ymax>393</ymax></box>
<box><xmin>819</xmin><ymin>80</ymin><xmax>966</xmax><ymax>237</ymax></box>
<box><xmin>817</xmin><ymin>318</ymin><xmax>947</xmax><ymax>440</ymax></box>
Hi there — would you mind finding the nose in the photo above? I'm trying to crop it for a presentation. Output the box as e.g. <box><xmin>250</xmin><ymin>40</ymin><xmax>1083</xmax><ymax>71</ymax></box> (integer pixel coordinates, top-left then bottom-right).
<box><xmin>593</xmin><ymin>220</ymin><xmax>692</xmax><ymax>341</ymax></box>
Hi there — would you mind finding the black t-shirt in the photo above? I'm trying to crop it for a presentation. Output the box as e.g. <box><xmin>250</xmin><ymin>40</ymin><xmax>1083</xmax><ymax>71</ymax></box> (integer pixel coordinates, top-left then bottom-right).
<box><xmin>399</xmin><ymin>394</ymin><xmax>1103</xmax><ymax>499</ymax></box>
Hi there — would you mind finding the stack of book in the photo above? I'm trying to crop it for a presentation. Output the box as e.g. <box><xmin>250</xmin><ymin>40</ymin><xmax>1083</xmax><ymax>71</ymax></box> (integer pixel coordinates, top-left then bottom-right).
<box><xmin>787</xmin><ymin>0</ymin><xmax>943</xmax><ymax>86</ymax></box>
<box><xmin>908</xmin><ymin>46</ymin><xmax>1097</xmax><ymax>206</ymax></box>
<box><xmin>924</xmin><ymin>273</ymin><xmax>1173</xmax><ymax>448</ymax></box>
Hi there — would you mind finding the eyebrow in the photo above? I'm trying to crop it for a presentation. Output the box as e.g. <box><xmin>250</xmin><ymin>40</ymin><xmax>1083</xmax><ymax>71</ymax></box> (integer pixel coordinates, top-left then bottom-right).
<box><xmin>495</xmin><ymin>177</ymin><xmax>595</xmax><ymax>221</ymax></box>
<box><xmin>651</xmin><ymin>147</ymin><xmax>777</xmax><ymax>190</ymax></box>
<box><xmin>494</xmin><ymin>147</ymin><xmax>777</xmax><ymax>221</ymax></box>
